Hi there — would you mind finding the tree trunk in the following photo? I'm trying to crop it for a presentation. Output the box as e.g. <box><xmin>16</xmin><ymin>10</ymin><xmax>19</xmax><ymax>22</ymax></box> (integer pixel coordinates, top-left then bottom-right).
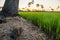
<box><xmin>1</xmin><ymin>0</ymin><xmax>19</xmax><ymax>17</ymax></box>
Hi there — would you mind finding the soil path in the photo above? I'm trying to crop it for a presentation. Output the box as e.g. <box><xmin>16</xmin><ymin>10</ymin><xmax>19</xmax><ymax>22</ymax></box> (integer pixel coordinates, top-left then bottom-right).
<box><xmin>0</xmin><ymin>16</ymin><xmax>48</xmax><ymax>40</ymax></box>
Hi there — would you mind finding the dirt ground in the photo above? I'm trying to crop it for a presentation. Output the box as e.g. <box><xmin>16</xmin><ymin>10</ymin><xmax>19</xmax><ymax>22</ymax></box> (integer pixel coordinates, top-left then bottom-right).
<box><xmin>0</xmin><ymin>16</ymin><xmax>49</xmax><ymax>40</ymax></box>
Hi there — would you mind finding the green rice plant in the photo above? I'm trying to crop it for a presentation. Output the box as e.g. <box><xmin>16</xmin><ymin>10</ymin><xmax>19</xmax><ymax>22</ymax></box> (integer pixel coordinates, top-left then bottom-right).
<box><xmin>18</xmin><ymin>12</ymin><xmax>60</xmax><ymax>40</ymax></box>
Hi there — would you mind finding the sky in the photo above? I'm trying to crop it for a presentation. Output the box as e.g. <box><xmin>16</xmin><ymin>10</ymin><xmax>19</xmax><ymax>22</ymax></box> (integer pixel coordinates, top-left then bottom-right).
<box><xmin>0</xmin><ymin>0</ymin><xmax>60</xmax><ymax>8</ymax></box>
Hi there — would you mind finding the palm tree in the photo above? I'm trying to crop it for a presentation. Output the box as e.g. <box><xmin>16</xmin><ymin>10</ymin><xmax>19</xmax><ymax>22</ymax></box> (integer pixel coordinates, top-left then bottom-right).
<box><xmin>40</xmin><ymin>4</ymin><xmax>44</xmax><ymax>11</ymax></box>
<box><xmin>49</xmin><ymin>7</ymin><xmax>54</xmax><ymax>11</ymax></box>
<box><xmin>28</xmin><ymin>0</ymin><xmax>34</xmax><ymax>7</ymax></box>
<box><xmin>32</xmin><ymin>0</ymin><xmax>34</xmax><ymax>4</ymax></box>
<box><xmin>1</xmin><ymin>0</ymin><xmax>19</xmax><ymax>17</ymax></box>
<box><xmin>28</xmin><ymin>2</ymin><xmax>31</xmax><ymax>7</ymax></box>
<box><xmin>57</xmin><ymin>6</ymin><xmax>59</xmax><ymax>11</ymax></box>
<box><xmin>40</xmin><ymin>5</ymin><xmax>44</xmax><ymax>8</ymax></box>
<box><xmin>36</xmin><ymin>4</ymin><xmax>39</xmax><ymax>7</ymax></box>
<box><xmin>51</xmin><ymin>8</ymin><xmax>54</xmax><ymax>11</ymax></box>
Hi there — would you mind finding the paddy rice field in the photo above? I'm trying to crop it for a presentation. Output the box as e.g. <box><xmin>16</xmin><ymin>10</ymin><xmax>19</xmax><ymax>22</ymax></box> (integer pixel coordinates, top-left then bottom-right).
<box><xmin>18</xmin><ymin>12</ymin><xmax>60</xmax><ymax>40</ymax></box>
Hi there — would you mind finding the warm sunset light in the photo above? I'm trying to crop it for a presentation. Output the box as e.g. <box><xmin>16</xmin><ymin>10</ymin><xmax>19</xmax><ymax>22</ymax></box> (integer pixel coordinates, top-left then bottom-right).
<box><xmin>0</xmin><ymin>0</ymin><xmax>60</xmax><ymax>11</ymax></box>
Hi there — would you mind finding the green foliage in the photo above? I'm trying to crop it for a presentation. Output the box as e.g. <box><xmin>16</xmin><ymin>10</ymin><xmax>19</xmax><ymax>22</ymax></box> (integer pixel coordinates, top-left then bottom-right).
<box><xmin>18</xmin><ymin>12</ymin><xmax>60</xmax><ymax>40</ymax></box>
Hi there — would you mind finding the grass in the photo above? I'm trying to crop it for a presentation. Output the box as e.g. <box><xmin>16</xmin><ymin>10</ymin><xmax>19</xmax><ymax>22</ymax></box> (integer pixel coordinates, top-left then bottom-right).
<box><xmin>18</xmin><ymin>12</ymin><xmax>60</xmax><ymax>40</ymax></box>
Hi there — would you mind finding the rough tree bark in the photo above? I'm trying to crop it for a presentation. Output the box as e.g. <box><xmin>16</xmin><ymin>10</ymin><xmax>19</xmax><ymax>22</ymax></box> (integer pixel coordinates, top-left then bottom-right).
<box><xmin>1</xmin><ymin>0</ymin><xmax>19</xmax><ymax>17</ymax></box>
<box><xmin>0</xmin><ymin>0</ymin><xmax>24</xmax><ymax>40</ymax></box>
